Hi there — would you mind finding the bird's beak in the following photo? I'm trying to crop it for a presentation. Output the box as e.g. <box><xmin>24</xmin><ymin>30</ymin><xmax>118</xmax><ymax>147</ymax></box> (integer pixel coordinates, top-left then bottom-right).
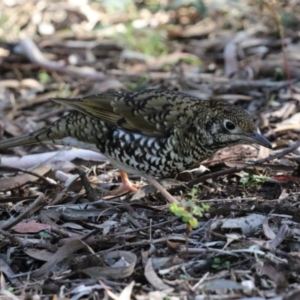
<box><xmin>245</xmin><ymin>131</ymin><xmax>272</xmax><ymax>149</ymax></box>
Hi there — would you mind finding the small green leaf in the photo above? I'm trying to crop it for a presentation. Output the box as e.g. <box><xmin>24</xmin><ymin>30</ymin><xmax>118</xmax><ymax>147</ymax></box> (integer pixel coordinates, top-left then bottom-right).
<box><xmin>214</xmin><ymin>258</ymin><xmax>221</xmax><ymax>264</ymax></box>
<box><xmin>39</xmin><ymin>232</ymin><xmax>51</xmax><ymax>239</ymax></box>
<box><xmin>38</xmin><ymin>71</ymin><xmax>50</xmax><ymax>84</ymax></box>
<box><xmin>189</xmin><ymin>217</ymin><xmax>198</xmax><ymax>228</ymax></box>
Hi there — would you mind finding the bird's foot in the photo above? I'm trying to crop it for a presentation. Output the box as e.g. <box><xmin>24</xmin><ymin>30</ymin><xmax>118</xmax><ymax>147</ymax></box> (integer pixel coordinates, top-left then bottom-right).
<box><xmin>103</xmin><ymin>170</ymin><xmax>179</xmax><ymax>203</ymax></box>
<box><xmin>107</xmin><ymin>170</ymin><xmax>142</xmax><ymax>196</ymax></box>
<box><xmin>109</xmin><ymin>181</ymin><xmax>141</xmax><ymax>195</ymax></box>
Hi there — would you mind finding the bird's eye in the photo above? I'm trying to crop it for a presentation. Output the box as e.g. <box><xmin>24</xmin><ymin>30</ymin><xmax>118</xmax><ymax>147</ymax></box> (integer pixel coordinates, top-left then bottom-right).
<box><xmin>224</xmin><ymin>120</ymin><xmax>236</xmax><ymax>131</ymax></box>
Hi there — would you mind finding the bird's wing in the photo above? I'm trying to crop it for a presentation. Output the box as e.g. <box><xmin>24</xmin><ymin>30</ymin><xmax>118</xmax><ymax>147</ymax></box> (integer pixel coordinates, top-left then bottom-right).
<box><xmin>51</xmin><ymin>90</ymin><xmax>199</xmax><ymax>138</ymax></box>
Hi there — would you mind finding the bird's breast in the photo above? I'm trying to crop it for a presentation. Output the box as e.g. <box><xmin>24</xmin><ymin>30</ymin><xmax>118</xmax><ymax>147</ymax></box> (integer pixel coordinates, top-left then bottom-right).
<box><xmin>104</xmin><ymin>129</ymin><xmax>196</xmax><ymax>177</ymax></box>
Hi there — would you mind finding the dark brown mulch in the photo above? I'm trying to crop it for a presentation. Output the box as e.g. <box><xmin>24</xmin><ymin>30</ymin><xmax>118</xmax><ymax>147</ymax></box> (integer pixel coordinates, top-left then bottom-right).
<box><xmin>0</xmin><ymin>1</ymin><xmax>300</xmax><ymax>299</ymax></box>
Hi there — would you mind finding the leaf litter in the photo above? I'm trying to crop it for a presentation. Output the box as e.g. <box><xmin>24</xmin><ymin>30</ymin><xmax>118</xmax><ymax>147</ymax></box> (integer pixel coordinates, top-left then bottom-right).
<box><xmin>0</xmin><ymin>0</ymin><xmax>300</xmax><ymax>299</ymax></box>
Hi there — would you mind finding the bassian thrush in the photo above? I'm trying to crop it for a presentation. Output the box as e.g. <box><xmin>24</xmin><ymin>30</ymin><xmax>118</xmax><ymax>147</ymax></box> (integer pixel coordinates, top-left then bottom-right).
<box><xmin>0</xmin><ymin>89</ymin><xmax>272</xmax><ymax>202</ymax></box>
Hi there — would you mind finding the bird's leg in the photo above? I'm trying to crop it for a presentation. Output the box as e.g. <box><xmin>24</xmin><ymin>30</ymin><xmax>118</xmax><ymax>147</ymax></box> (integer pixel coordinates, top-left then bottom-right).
<box><xmin>108</xmin><ymin>170</ymin><xmax>141</xmax><ymax>195</ymax></box>
<box><xmin>144</xmin><ymin>175</ymin><xmax>179</xmax><ymax>203</ymax></box>
<box><xmin>107</xmin><ymin>172</ymin><xmax>178</xmax><ymax>203</ymax></box>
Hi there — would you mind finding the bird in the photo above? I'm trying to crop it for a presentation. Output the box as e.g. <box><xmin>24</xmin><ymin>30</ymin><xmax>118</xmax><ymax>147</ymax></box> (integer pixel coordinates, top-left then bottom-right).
<box><xmin>0</xmin><ymin>89</ymin><xmax>272</xmax><ymax>203</ymax></box>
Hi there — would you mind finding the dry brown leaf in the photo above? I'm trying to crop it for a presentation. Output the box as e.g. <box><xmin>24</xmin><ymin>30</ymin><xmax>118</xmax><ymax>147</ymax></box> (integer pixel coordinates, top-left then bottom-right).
<box><xmin>262</xmin><ymin>218</ymin><xmax>276</xmax><ymax>240</ymax></box>
<box><xmin>144</xmin><ymin>258</ymin><xmax>172</xmax><ymax>291</ymax></box>
<box><xmin>0</xmin><ymin>165</ymin><xmax>51</xmax><ymax>192</ymax></box>
<box><xmin>24</xmin><ymin>249</ymin><xmax>54</xmax><ymax>262</ymax></box>
<box><xmin>275</xmin><ymin>112</ymin><xmax>300</xmax><ymax>132</ymax></box>
<box><xmin>0</xmin><ymin>258</ymin><xmax>22</xmax><ymax>287</ymax></box>
<box><xmin>0</xmin><ymin>149</ymin><xmax>107</xmax><ymax>170</ymax></box>
<box><xmin>12</xmin><ymin>220</ymin><xmax>51</xmax><ymax>233</ymax></box>
<box><xmin>80</xmin><ymin>251</ymin><xmax>137</xmax><ymax>279</ymax></box>
<box><xmin>221</xmin><ymin>213</ymin><xmax>265</xmax><ymax>235</ymax></box>
<box><xmin>168</xmin><ymin>18</ymin><xmax>217</xmax><ymax>38</ymax></box>
<box><xmin>31</xmin><ymin>239</ymin><xmax>94</xmax><ymax>278</ymax></box>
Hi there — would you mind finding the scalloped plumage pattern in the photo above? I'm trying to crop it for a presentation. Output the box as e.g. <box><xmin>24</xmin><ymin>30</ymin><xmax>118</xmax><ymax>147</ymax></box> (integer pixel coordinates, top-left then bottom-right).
<box><xmin>0</xmin><ymin>89</ymin><xmax>269</xmax><ymax>177</ymax></box>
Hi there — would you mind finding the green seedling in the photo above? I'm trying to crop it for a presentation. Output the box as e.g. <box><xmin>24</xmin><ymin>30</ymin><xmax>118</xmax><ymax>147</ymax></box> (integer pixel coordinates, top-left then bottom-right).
<box><xmin>211</xmin><ymin>257</ymin><xmax>231</xmax><ymax>269</ymax></box>
<box><xmin>240</xmin><ymin>173</ymin><xmax>268</xmax><ymax>187</ymax></box>
<box><xmin>38</xmin><ymin>71</ymin><xmax>51</xmax><ymax>84</ymax></box>
<box><xmin>169</xmin><ymin>186</ymin><xmax>210</xmax><ymax>229</ymax></box>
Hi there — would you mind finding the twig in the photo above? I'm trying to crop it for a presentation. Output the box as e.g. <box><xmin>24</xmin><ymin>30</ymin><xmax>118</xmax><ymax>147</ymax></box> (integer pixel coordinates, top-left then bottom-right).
<box><xmin>265</xmin><ymin>0</ymin><xmax>292</xmax><ymax>93</ymax></box>
<box><xmin>254</xmin><ymin>141</ymin><xmax>300</xmax><ymax>165</ymax></box>
<box><xmin>17</xmin><ymin>38</ymin><xmax>106</xmax><ymax>81</ymax></box>
<box><xmin>171</xmin><ymin>141</ymin><xmax>300</xmax><ymax>191</ymax></box>
<box><xmin>113</xmin><ymin>69</ymin><xmax>300</xmax><ymax>88</ymax></box>
<box><xmin>0</xmin><ymin>165</ymin><xmax>55</xmax><ymax>189</ymax></box>
<box><xmin>225</xmin><ymin>77</ymin><xmax>300</xmax><ymax>90</ymax></box>
<box><xmin>75</xmin><ymin>167</ymin><xmax>115</xmax><ymax>209</ymax></box>
<box><xmin>1</xmin><ymin>193</ymin><xmax>47</xmax><ymax>230</ymax></box>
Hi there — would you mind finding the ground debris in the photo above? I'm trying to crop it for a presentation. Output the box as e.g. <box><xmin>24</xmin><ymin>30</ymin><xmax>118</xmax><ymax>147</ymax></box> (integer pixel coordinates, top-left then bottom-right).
<box><xmin>0</xmin><ymin>0</ymin><xmax>300</xmax><ymax>299</ymax></box>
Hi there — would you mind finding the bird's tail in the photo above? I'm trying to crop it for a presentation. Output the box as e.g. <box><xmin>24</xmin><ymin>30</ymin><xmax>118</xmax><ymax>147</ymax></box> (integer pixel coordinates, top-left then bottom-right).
<box><xmin>0</xmin><ymin>127</ymin><xmax>53</xmax><ymax>149</ymax></box>
<box><xmin>0</xmin><ymin>112</ymin><xmax>76</xmax><ymax>149</ymax></box>
<box><xmin>0</xmin><ymin>111</ymin><xmax>100</xmax><ymax>150</ymax></box>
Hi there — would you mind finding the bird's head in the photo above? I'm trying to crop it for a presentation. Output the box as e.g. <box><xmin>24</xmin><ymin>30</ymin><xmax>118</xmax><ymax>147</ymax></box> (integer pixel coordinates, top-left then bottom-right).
<box><xmin>197</xmin><ymin>101</ymin><xmax>272</xmax><ymax>150</ymax></box>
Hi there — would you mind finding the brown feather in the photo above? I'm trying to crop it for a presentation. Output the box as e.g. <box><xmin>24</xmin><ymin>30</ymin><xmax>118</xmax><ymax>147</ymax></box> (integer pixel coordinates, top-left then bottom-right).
<box><xmin>51</xmin><ymin>90</ymin><xmax>200</xmax><ymax>138</ymax></box>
